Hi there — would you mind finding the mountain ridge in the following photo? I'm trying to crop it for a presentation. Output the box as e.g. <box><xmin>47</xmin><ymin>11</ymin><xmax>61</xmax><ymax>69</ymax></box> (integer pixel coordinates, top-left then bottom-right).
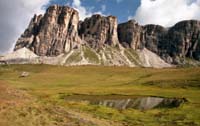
<box><xmin>1</xmin><ymin>5</ymin><xmax>200</xmax><ymax>67</ymax></box>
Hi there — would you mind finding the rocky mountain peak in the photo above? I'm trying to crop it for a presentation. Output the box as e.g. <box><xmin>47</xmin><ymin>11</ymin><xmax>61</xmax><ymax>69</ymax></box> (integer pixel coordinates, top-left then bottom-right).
<box><xmin>79</xmin><ymin>14</ymin><xmax>119</xmax><ymax>48</ymax></box>
<box><xmin>15</xmin><ymin>5</ymin><xmax>81</xmax><ymax>56</ymax></box>
<box><xmin>15</xmin><ymin>5</ymin><xmax>121</xmax><ymax>56</ymax></box>
<box><xmin>13</xmin><ymin>5</ymin><xmax>200</xmax><ymax>66</ymax></box>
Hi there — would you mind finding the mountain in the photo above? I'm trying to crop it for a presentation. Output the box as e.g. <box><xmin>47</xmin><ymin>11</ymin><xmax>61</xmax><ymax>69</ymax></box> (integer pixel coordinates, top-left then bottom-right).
<box><xmin>2</xmin><ymin>5</ymin><xmax>200</xmax><ymax>67</ymax></box>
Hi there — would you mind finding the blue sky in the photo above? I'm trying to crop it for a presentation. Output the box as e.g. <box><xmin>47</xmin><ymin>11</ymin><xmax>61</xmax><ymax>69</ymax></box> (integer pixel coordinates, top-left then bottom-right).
<box><xmin>46</xmin><ymin>0</ymin><xmax>140</xmax><ymax>23</ymax></box>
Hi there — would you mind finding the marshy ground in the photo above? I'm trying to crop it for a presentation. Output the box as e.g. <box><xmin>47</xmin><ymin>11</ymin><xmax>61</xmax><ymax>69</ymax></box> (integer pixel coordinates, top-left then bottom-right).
<box><xmin>0</xmin><ymin>65</ymin><xmax>200</xmax><ymax>126</ymax></box>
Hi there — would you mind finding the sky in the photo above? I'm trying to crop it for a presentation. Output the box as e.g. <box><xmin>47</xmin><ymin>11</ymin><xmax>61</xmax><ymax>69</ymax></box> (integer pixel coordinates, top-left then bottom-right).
<box><xmin>0</xmin><ymin>0</ymin><xmax>200</xmax><ymax>54</ymax></box>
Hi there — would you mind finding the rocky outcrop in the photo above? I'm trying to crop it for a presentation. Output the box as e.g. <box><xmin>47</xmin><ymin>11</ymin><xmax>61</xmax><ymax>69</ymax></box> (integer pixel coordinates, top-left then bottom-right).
<box><xmin>118</xmin><ymin>20</ymin><xmax>144</xmax><ymax>49</ymax></box>
<box><xmin>13</xmin><ymin>5</ymin><xmax>200</xmax><ymax>66</ymax></box>
<box><xmin>117</xmin><ymin>21</ymin><xmax>172</xmax><ymax>62</ymax></box>
<box><xmin>142</xmin><ymin>24</ymin><xmax>173</xmax><ymax>62</ymax></box>
<box><xmin>118</xmin><ymin>20</ymin><xmax>200</xmax><ymax>64</ymax></box>
<box><xmin>79</xmin><ymin>14</ymin><xmax>119</xmax><ymax>48</ymax></box>
<box><xmin>143</xmin><ymin>25</ymin><xmax>167</xmax><ymax>54</ymax></box>
<box><xmin>15</xmin><ymin>5</ymin><xmax>81</xmax><ymax>56</ymax></box>
<box><xmin>167</xmin><ymin>20</ymin><xmax>200</xmax><ymax>62</ymax></box>
<box><xmin>142</xmin><ymin>21</ymin><xmax>200</xmax><ymax>63</ymax></box>
<box><xmin>15</xmin><ymin>6</ymin><xmax>120</xmax><ymax>55</ymax></box>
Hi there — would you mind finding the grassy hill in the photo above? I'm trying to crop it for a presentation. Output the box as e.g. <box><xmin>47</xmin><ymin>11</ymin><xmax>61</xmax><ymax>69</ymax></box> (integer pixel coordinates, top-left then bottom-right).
<box><xmin>0</xmin><ymin>64</ymin><xmax>200</xmax><ymax>126</ymax></box>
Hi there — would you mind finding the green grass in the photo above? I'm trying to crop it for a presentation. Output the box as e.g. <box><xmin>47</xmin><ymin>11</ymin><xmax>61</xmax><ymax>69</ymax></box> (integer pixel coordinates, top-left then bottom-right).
<box><xmin>83</xmin><ymin>46</ymin><xmax>99</xmax><ymax>63</ymax></box>
<box><xmin>0</xmin><ymin>64</ymin><xmax>200</xmax><ymax>126</ymax></box>
<box><xmin>179</xmin><ymin>57</ymin><xmax>200</xmax><ymax>67</ymax></box>
<box><xmin>65</xmin><ymin>51</ymin><xmax>82</xmax><ymax>64</ymax></box>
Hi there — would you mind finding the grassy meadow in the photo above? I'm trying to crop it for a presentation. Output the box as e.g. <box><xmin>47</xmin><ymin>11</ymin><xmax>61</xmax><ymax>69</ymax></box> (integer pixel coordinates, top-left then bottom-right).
<box><xmin>0</xmin><ymin>64</ymin><xmax>200</xmax><ymax>126</ymax></box>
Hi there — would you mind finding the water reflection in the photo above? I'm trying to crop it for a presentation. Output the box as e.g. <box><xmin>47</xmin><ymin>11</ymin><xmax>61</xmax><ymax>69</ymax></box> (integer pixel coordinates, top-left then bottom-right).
<box><xmin>64</xmin><ymin>95</ymin><xmax>187</xmax><ymax>110</ymax></box>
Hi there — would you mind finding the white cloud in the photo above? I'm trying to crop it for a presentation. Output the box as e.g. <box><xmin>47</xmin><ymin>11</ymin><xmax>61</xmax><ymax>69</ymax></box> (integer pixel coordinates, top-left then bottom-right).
<box><xmin>128</xmin><ymin>15</ymin><xmax>134</xmax><ymax>20</ymax></box>
<box><xmin>72</xmin><ymin>0</ymin><xmax>103</xmax><ymax>20</ymax></box>
<box><xmin>133</xmin><ymin>0</ymin><xmax>200</xmax><ymax>27</ymax></box>
<box><xmin>101</xmin><ymin>5</ymin><xmax>106</xmax><ymax>12</ymax></box>
<box><xmin>116</xmin><ymin>0</ymin><xmax>123</xmax><ymax>3</ymax></box>
<box><xmin>0</xmin><ymin>0</ymin><xmax>49</xmax><ymax>54</ymax></box>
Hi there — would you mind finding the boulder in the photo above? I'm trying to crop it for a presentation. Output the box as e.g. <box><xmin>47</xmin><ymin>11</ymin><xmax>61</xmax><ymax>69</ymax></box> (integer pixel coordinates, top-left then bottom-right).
<box><xmin>20</xmin><ymin>72</ymin><xmax>29</xmax><ymax>77</ymax></box>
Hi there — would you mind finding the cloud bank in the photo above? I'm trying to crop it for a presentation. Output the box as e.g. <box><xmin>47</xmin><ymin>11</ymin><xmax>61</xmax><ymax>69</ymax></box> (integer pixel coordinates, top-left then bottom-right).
<box><xmin>134</xmin><ymin>0</ymin><xmax>200</xmax><ymax>27</ymax></box>
<box><xmin>0</xmin><ymin>0</ymin><xmax>49</xmax><ymax>54</ymax></box>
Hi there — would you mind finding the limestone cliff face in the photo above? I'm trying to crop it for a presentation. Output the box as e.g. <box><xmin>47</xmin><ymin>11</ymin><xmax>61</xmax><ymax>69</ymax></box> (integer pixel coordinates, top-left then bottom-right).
<box><xmin>142</xmin><ymin>21</ymin><xmax>200</xmax><ymax>63</ymax></box>
<box><xmin>14</xmin><ymin>5</ymin><xmax>200</xmax><ymax>66</ymax></box>
<box><xmin>142</xmin><ymin>24</ymin><xmax>171</xmax><ymax>62</ymax></box>
<box><xmin>118</xmin><ymin>20</ymin><xmax>200</xmax><ymax>63</ymax></box>
<box><xmin>143</xmin><ymin>24</ymin><xmax>167</xmax><ymax>53</ymax></box>
<box><xmin>15</xmin><ymin>5</ymin><xmax>81</xmax><ymax>56</ymax></box>
<box><xmin>15</xmin><ymin>6</ymin><xmax>120</xmax><ymax>56</ymax></box>
<box><xmin>79</xmin><ymin>14</ymin><xmax>119</xmax><ymax>48</ymax></box>
<box><xmin>118</xmin><ymin>20</ymin><xmax>144</xmax><ymax>49</ymax></box>
<box><xmin>167</xmin><ymin>20</ymin><xmax>200</xmax><ymax>62</ymax></box>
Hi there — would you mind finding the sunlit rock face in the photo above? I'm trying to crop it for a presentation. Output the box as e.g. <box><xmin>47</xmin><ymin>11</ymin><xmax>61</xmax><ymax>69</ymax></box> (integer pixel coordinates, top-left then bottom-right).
<box><xmin>15</xmin><ymin>6</ymin><xmax>120</xmax><ymax>56</ymax></box>
<box><xmin>13</xmin><ymin>5</ymin><xmax>200</xmax><ymax>66</ymax></box>
<box><xmin>15</xmin><ymin>5</ymin><xmax>81</xmax><ymax>56</ymax></box>
<box><xmin>79</xmin><ymin>14</ymin><xmax>120</xmax><ymax>48</ymax></box>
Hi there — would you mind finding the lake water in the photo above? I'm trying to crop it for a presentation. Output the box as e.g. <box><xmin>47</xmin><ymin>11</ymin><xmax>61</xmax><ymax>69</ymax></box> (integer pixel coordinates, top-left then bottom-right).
<box><xmin>63</xmin><ymin>95</ymin><xmax>187</xmax><ymax>110</ymax></box>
